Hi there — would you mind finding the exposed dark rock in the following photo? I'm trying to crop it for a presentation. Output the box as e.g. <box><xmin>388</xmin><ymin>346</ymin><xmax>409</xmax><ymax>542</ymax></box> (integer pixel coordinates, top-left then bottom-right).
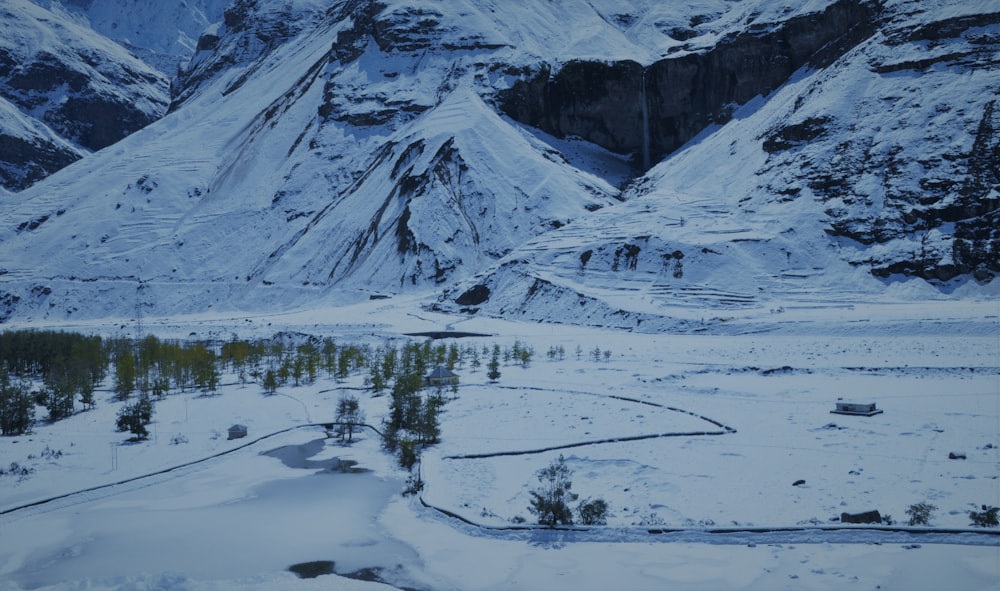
<box><xmin>172</xmin><ymin>0</ymin><xmax>331</xmax><ymax>109</ymax></box>
<box><xmin>0</xmin><ymin>5</ymin><xmax>168</xmax><ymax>191</ymax></box>
<box><xmin>373</xmin><ymin>5</ymin><xmax>443</xmax><ymax>52</ymax></box>
<box><xmin>763</xmin><ymin>117</ymin><xmax>832</xmax><ymax>153</ymax></box>
<box><xmin>500</xmin><ymin>0</ymin><xmax>878</xmax><ymax>169</ymax></box>
<box><xmin>888</xmin><ymin>11</ymin><xmax>1000</xmax><ymax>45</ymax></box>
<box><xmin>0</xmin><ymin>133</ymin><xmax>81</xmax><ymax>191</ymax></box>
<box><xmin>223</xmin><ymin>0</ymin><xmax>259</xmax><ymax>32</ymax></box>
<box><xmin>501</xmin><ymin>60</ymin><xmax>646</xmax><ymax>166</ymax></box>
<box><xmin>195</xmin><ymin>33</ymin><xmax>221</xmax><ymax>52</ymax></box>
<box><xmin>395</xmin><ymin>205</ymin><xmax>416</xmax><ymax>254</ymax></box>
<box><xmin>0</xmin><ymin>47</ymin><xmax>166</xmax><ymax>154</ymax></box>
<box><xmin>840</xmin><ymin>510</ymin><xmax>882</xmax><ymax>524</ymax></box>
<box><xmin>613</xmin><ymin>244</ymin><xmax>641</xmax><ymax>271</ymax></box>
<box><xmin>827</xmin><ymin>98</ymin><xmax>1000</xmax><ymax>283</ymax></box>
<box><xmin>51</xmin><ymin>94</ymin><xmax>161</xmax><ymax>151</ymax></box>
<box><xmin>332</xmin><ymin>0</ymin><xmax>377</xmax><ymax>64</ymax></box>
<box><xmin>455</xmin><ymin>284</ymin><xmax>490</xmax><ymax>306</ymax></box>
<box><xmin>288</xmin><ymin>560</ymin><xmax>335</xmax><ymax>579</ymax></box>
<box><xmin>372</xmin><ymin>4</ymin><xmax>505</xmax><ymax>53</ymax></box>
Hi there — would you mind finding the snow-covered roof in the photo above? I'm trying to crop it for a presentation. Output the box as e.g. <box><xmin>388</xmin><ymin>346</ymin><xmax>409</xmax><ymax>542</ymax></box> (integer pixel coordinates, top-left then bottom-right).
<box><xmin>426</xmin><ymin>366</ymin><xmax>458</xmax><ymax>379</ymax></box>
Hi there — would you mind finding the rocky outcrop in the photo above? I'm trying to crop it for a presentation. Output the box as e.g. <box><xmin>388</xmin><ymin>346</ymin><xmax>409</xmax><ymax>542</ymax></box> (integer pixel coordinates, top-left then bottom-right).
<box><xmin>171</xmin><ymin>0</ymin><xmax>326</xmax><ymax>108</ymax></box>
<box><xmin>501</xmin><ymin>0</ymin><xmax>879</xmax><ymax>169</ymax></box>
<box><xmin>815</xmin><ymin>30</ymin><xmax>1000</xmax><ymax>283</ymax></box>
<box><xmin>495</xmin><ymin>0</ymin><xmax>996</xmax><ymax>286</ymax></box>
<box><xmin>0</xmin><ymin>131</ymin><xmax>82</xmax><ymax>192</ymax></box>
<box><xmin>0</xmin><ymin>0</ymin><xmax>168</xmax><ymax>192</ymax></box>
<box><xmin>0</xmin><ymin>48</ymin><xmax>165</xmax><ymax>154</ymax></box>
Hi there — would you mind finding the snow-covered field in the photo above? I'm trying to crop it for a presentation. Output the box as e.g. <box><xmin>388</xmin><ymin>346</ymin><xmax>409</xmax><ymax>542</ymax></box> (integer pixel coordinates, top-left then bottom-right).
<box><xmin>0</xmin><ymin>298</ymin><xmax>998</xmax><ymax>590</ymax></box>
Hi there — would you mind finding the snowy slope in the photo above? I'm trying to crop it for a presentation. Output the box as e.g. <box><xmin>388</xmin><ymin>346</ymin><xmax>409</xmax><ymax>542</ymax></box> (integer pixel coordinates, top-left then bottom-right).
<box><xmin>442</xmin><ymin>0</ymin><xmax>1000</xmax><ymax>330</ymax></box>
<box><xmin>41</xmin><ymin>0</ymin><xmax>230</xmax><ymax>73</ymax></box>
<box><xmin>0</xmin><ymin>305</ymin><xmax>996</xmax><ymax>590</ymax></box>
<box><xmin>0</xmin><ymin>0</ymin><xmax>996</xmax><ymax>326</ymax></box>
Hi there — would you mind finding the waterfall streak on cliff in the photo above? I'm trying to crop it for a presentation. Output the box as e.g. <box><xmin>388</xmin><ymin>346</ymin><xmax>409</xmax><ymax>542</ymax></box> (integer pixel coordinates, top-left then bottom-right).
<box><xmin>640</xmin><ymin>70</ymin><xmax>650</xmax><ymax>170</ymax></box>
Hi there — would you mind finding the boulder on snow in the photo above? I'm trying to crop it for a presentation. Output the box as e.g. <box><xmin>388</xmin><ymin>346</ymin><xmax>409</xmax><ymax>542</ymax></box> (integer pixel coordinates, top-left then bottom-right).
<box><xmin>840</xmin><ymin>510</ymin><xmax>882</xmax><ymax>524</ymax></box>
<box><xmin>948</xmin><ymin>451</ymin><xmax>967</xmax><ymax>460</ymax></box>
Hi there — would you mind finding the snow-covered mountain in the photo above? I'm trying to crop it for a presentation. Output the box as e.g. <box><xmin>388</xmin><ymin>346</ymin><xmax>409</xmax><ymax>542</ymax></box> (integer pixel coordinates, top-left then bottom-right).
<box><xmin>0</xmin><ymin>0</ymin><xmax>996</xmax><ymax>326</ymax></box>
<box><xmin>443</xmin><ymin>1</ymin><xmax>1000</xmax><ymax>329</ymax></box>
<box><xmin>0</xmin><ymin>0</ymin><xmax>169</xmax><ymax>191</ymax></box>
<box><xmin>43</xmin><ymin>0</ymin><xmax>231</xmax><ymax>74</ymax></box>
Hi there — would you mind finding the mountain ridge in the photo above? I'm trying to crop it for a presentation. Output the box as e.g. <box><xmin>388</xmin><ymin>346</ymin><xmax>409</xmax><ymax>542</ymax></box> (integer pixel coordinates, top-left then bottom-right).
<box><xmin>0</xmin><ymin>0</ymin><xmax>996</xmax><ymax>327</ymax></box>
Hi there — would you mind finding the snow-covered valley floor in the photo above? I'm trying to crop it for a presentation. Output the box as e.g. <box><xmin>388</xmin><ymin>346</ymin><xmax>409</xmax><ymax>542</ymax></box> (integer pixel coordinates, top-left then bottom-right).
<box><xmin>0</xmin><ymin>297</ymin><xmax>998</xmax><ymax>590</ymax></box>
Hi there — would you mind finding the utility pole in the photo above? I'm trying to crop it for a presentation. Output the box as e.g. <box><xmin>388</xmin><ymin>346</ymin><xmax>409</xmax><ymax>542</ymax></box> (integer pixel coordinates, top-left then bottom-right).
<box><xmin>135</xmin><ymin>282</ymin><xmax>145</xmax><ymax>343</ymax></box>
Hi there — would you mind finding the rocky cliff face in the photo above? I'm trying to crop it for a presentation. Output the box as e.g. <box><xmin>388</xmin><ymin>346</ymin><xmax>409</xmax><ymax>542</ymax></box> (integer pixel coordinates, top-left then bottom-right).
<box><xmin>0</xmin><ymin>0</ymin><xmax>168</xmax><ymax>192</ymax></box>
<box><xmin>495</xmin><ymin>0</ymin><xmax>998</xmax><ymax>285</ymax></box>
<box><xmin>170</xmin><ymin>0</ymin><xmax>331</xmax><ymax>109</ymax></box>
<box><xmin>440</xmin><ymin>0</ymin><xmax>998</xmax><ymax>326</ymax></box>
<box><xmin>0</xmin><ymin>121</ymin><xmax>82</xmax><ymax>192</ymax></box>
<box><xmin>500</xmin><ymin>0</ymin><xmax>878</xmax><ymax>170</ymax></box>
<box><xmin>770</xmin><ymin>7</ymin><xmax>1000</xmax><ymax>283</ymax></box>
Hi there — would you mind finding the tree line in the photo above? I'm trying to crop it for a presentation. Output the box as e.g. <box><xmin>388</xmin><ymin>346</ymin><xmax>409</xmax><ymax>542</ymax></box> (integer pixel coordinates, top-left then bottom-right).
<box><xmin>0</xmin><ymin>329</ymin><xmax>578</xmax><ymax>448</ymax></box>
<box><xmin>0</xmin><ymin>330</ymin><xmax>105</xmax><ymax>435</ymax></box>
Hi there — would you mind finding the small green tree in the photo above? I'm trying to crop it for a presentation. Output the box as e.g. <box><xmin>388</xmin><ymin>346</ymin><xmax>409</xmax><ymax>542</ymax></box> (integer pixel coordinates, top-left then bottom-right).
<box><xmin>398</xmin><ymin>437</ymin><xmax>419</xmax><ymax>470</ymax></box>
<box><xmin>44</xmin><ymin>356</ymin><xmax>78</xmax><ymax>421</ymax></box>
<box><xmin>590</xmin><ymin>346</ymin><xmax>602</xmax><ymax>363</ymax></box>
<box><xmin>79</xmin><ymin>380</ymin><xmax>96</xmax><ymax>409</ymax></box>
<box><xmin>906</xmin><ymin>502</ymin><xmax>937</xmax><ymax>526</ymax></box>
<box><xmin>278</xmin><ymin>358</ymin><xmax>292</xmax><ymax>385</ymax></box>
<box><xmin>336</xmin><ymin>349</ymin><xmax>351</xmax><ymax>381</ymax></box>
<box><xmin>487</xmin><ymin>346</ymin><xmax>501</xmax><ymax>382</ymax></box>
<box><xmin>418</xmin><ymin>394</ymin><xmax>441</xmax><ymax>444</ymax></box>
<box><xmin>577</xmin><ymin>498</ymin><xmax>609</xmax><ymax>525</ymax></box>
<box><xmin>0</xmin><ymin>375</ymin><xmax>35</xmax><ymax>436</ymax></box>
<box><xmin>262</xmin><ymin>368</ymin><xmax>278</xmax><ymax>395</ymax></box>
<box><xmin>369</xmin><ymin>361</ymin><xmax>386</xmax><ymax>393</ymax></box>
<box><xmin>334</xmin><ymin>394</ymin><xmax>366</xmax><ymax>443</ymax></box>
<box><xmin>446</xmin><ymin>343</ymin><xmax>460</xmax><ymax>370</ymax></box>
<box><xmin>43</xmin><ymin>384</ymin><xmax>75</xmax><ymax>422</ymax></box>
<box><xmin>381</xmin><ymin>346</ymin><xmax>396</xmax><ymax>380</ymax></box>
<box><xmin>528</xmin><ymin>455</ymin><xmax>577</xmax><ymax>526</ymax></box>
<box><xmin>382</xmin><ymin>369</ymin><xmax>445</xmax><ymax>465</ymax></box>
<box><xmin>970</xmin><ymin>505</ymin><xmax>999</xmax><ymax>527</ymax></box>
<box><xmin>113</xmin><ymin>349</ymin><xmax>136</xmax><ymax>401</ymax></box>
<box><xmin>292</xmin><ymin>355</ymin><xmax>304</xmax><ymax>386</ymax></box>
<box><xmin>115</xmin><ymin>395</ymin><xmax>153</xmax><ymax>440</ymax></box>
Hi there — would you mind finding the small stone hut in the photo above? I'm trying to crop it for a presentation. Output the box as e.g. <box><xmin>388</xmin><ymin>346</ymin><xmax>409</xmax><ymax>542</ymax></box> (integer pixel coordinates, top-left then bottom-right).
<box><xmin>228</xmin><ymin>424</ymin><xmax>248</xmax><ymax>440</ymax></box>
<box><xmin>831</xmin><ymin>402</ymin><xmax>883</xmax><ymax>417</ymax></box>
<box><xmin>424</xmin><ymin>365</ymin><xmax>459</xmax><ymax>387</ymax></box>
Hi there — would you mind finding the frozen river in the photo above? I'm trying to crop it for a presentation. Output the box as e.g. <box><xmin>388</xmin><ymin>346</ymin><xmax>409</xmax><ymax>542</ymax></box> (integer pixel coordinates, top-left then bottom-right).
<box><xmin>2</xmin><ymin>434</ymin><xmax>420</xmax><ymax>589</ymax></box>
<box><xmin>1</xmin><ymin>317</ymin><xmax>998</xmax><ymax>590</ymax></box>
<box><xmin>2</xmin><ymin>425</ymin><xmax>999</xmax><ymax>591</ymax></box>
